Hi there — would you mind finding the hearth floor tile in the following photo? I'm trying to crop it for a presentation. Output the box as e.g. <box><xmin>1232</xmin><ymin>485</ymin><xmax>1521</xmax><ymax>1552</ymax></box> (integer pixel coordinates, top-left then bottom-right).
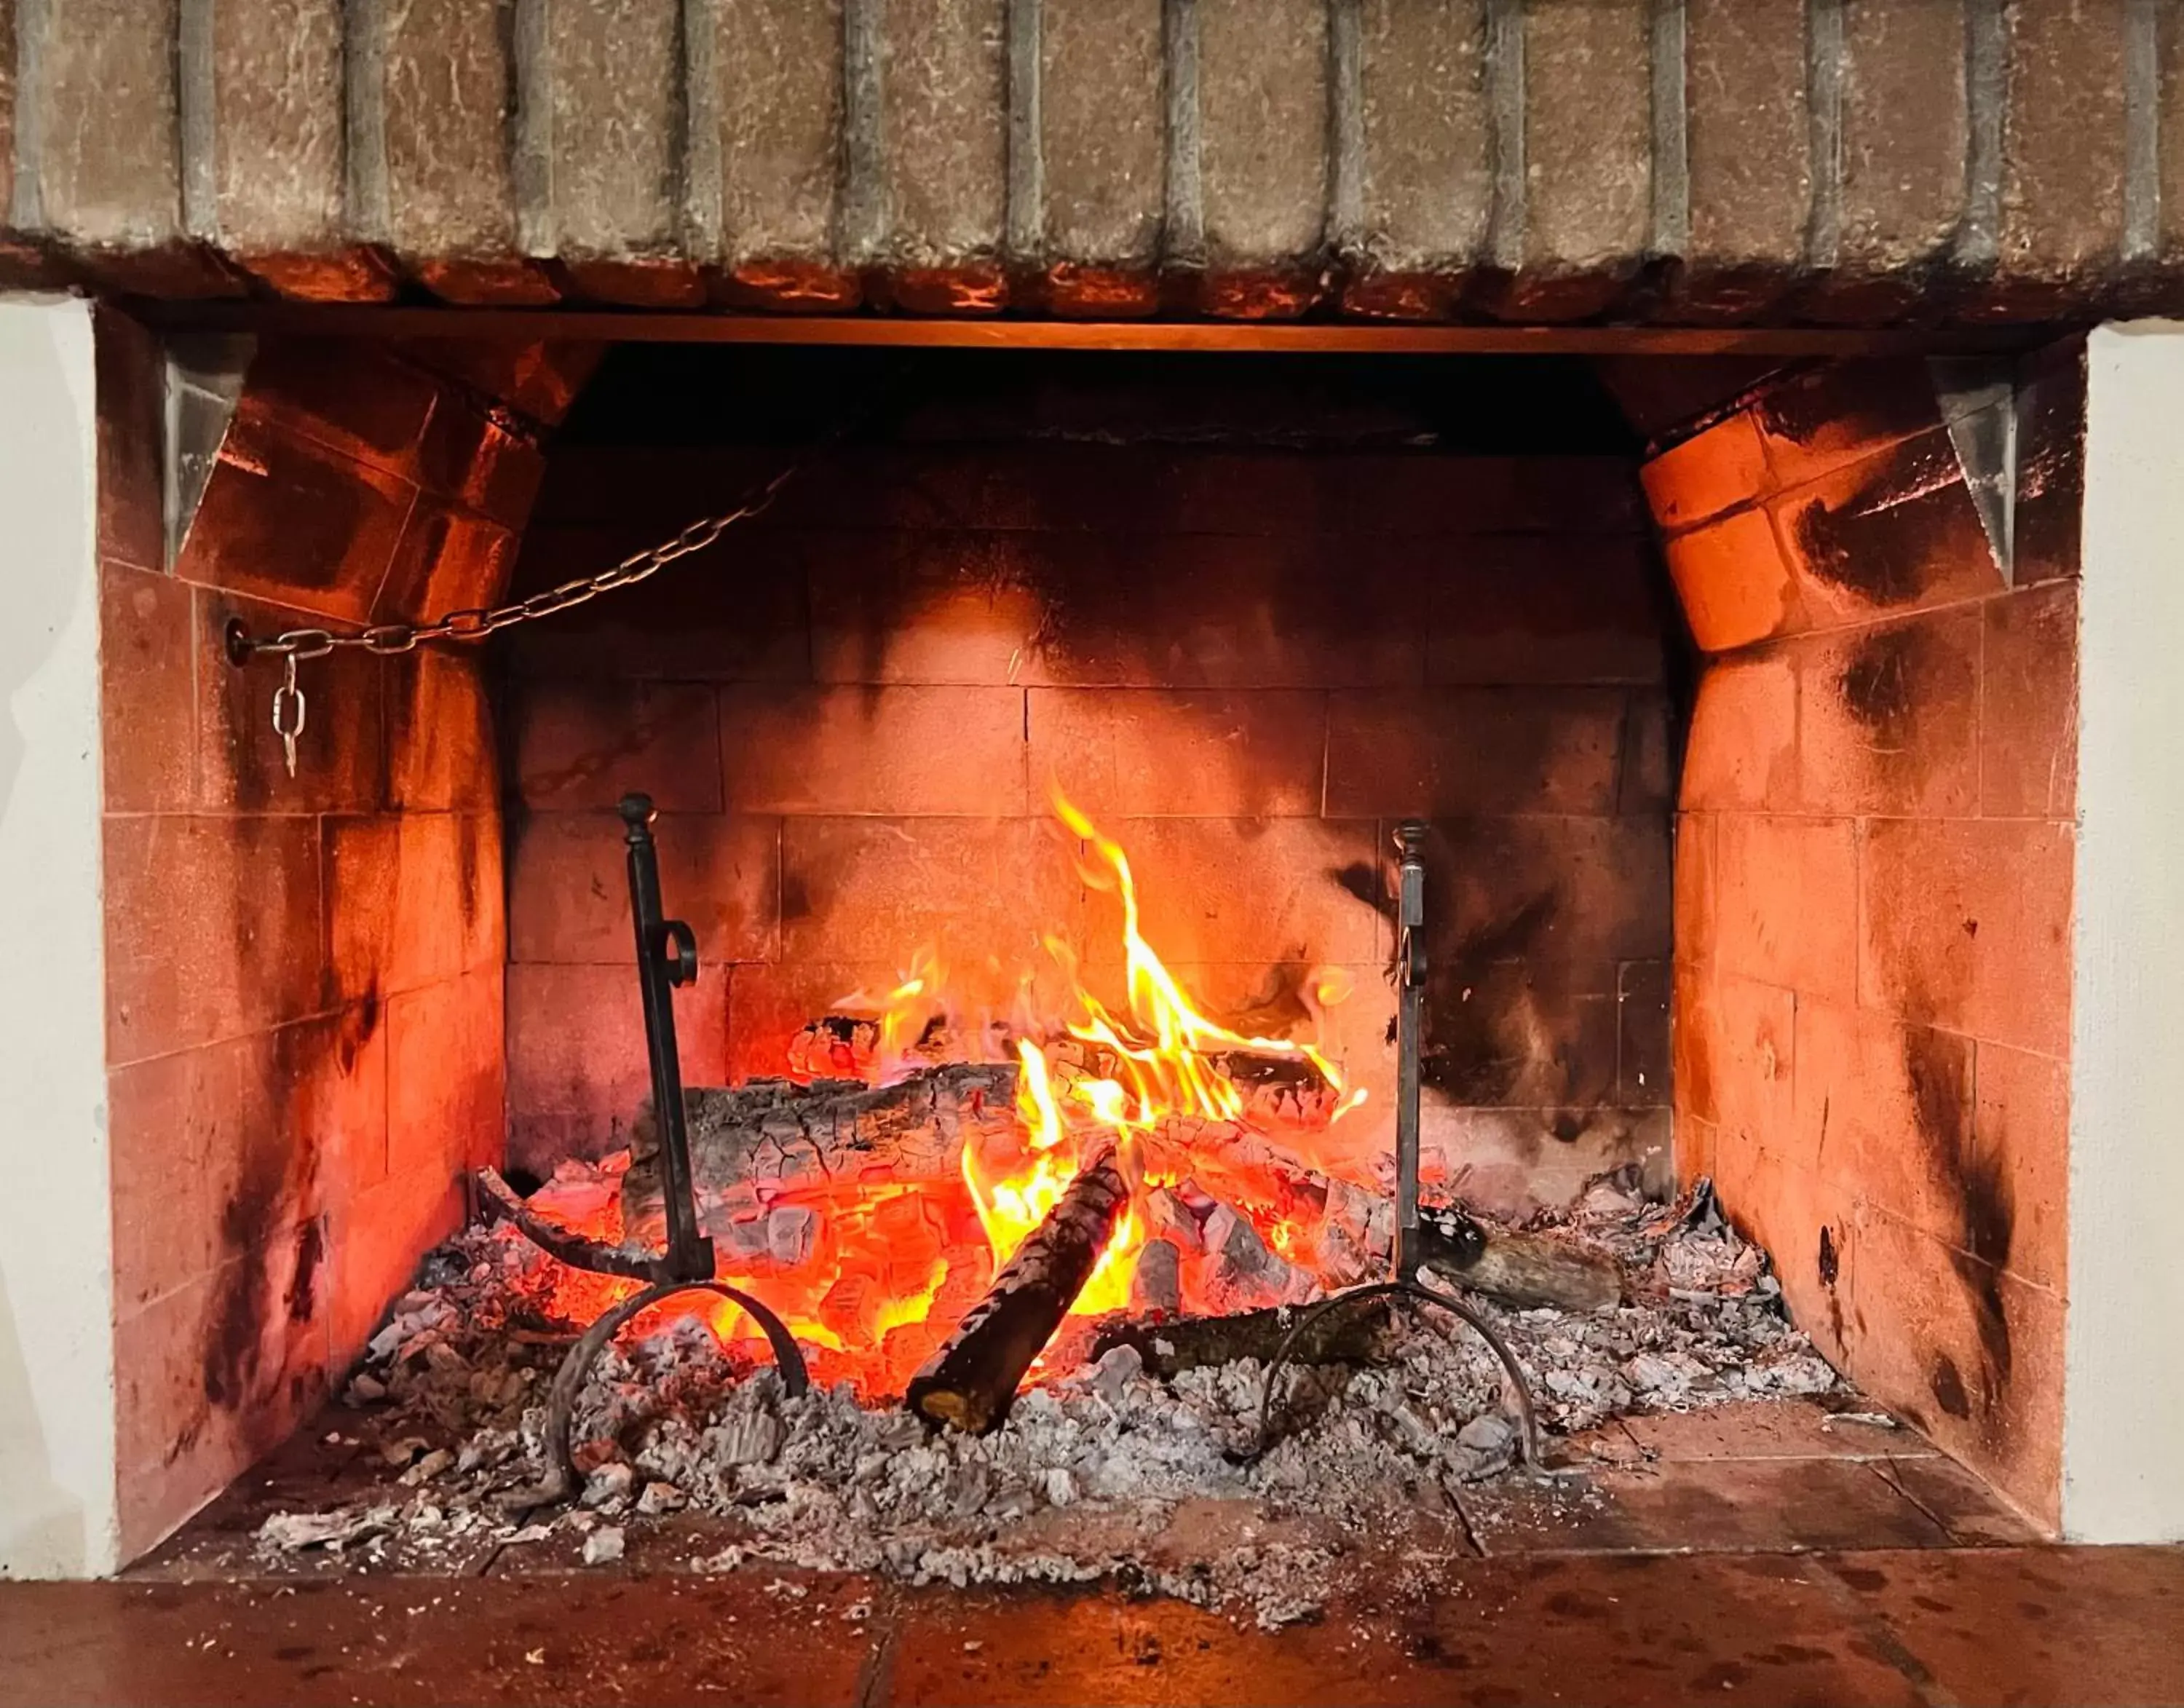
<box><xmin>1456</xmin><ymin>1454</ymin><xmax>1955</xmax><ymax>1556</ymax></box>
<box><xmin>1867</xmin><ymin>1453</ymin><xmax>2046</xmax><ymax>1547</ymax></box>
<box><xmin>1611</xmin><ymin>1396</ymin><xmax>1939</xmax><ymax>1463</ymax></box>
<box><xmin>16</xmin><ymin>1549</ymin><xmax>2184</xmax><ymax>1707</ymax></box>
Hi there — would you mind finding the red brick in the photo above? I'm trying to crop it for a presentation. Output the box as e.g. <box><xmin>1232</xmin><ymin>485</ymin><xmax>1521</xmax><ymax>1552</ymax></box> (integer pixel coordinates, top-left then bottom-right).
<box><xmin>1770</xmin><ymin>431</ymin><xmax>2003</xmax><ymax>630</ymax></box>
<box><xmin>1715</xmin><ymin>813</ymin><xmax>1860</xmax><ymax>1003</ymax></box>
<box><xmin>1671</xmin><ymin>961</ymin><xmax>1720</xmax><ymax>1126</ymax></box>
<box><xmin>504</xmin><ymin>960</ymin><xmax>729</xmax><ymax>1172</ymax></box>
<box><xmin>108</xmin><ymin>1008</ymin><xmax>384</xmax><ymax>1317</ymax></box>
<box><xmin>778</xmin><ymin>817</ymin><xmax>1083</xmax><ymax>968</ymax></box>
<box><xmin>1717</xmin><ymin>1147</ymin><xmax>1853</xmax><ymax>1370</ymax></box>
<box><xmin>194</xmin><ymin>587</ymin><xmax>388</xmax><ymax>814</ymax></box>
<box><xmin>387</xmin><ymin>650</ymin><xmax>496</xmax><ymax>812</ymax></box>
<box><xmin>1017</xmin><ymin>532</ymin><xmax>1424</xmax><ymax>689</ymax></box>
<box><xmin>115</xmin><ymin>1251</ymin><xmax>331</xmax><ymax>1562</ymax></box>
<box><xmin>1618</xmin><ymin>690</ymin><xmax>1675</xmax><ymax>815</ymax></box>
<box><xmin>1709</xmin><ymin>971</ymin><xmax>1796</xmax><ymax>1162</ymax></box>
<box><xmin>1835</xmin><ymin>1204</ymin><xmax>2064</xmax><ymax>1529</ymax></box>
<box><xmin>326</xmin><ymin>1161</ymin><xmax>467</xmax><ymax>1368</ymax></box>
<box><xmin>1795</xmin><ymin>608</ymin><xmax>1981</xmax><ymax>817</ymax></box>
<box><xmin>175</xmin><ymin>413</ymin><xmax>419</xmax><ymax>625</ymax></box>
<box><xmin>719</xmin><ymin>684</ymin><xmax>1027</xmax><ymax>815</ymax></box>
<box><xmin>1981</xmin><ymin>582</ymin><xmax>2079</xmax><ymax>818</ymax></box>
<box><xmin>373</xmin><ymin>501</ymin><xmax>520</xmax><ymax>625</ymax></box>
<box><xmin>1325</xmin><ymin>687</ymin><xmax>1626</xmax><ymax>817</ymax></box>
<box><xmin>1972</xmin><ymin>1039</ymin><xmax>2069</xmax><ymax>1297</ymax></box>
<box><xmin>510</xmin><ymin>680</ymin><xmax>723</xmax><ymax>811</ymax></box>
<box><xmin>94</xmin><ymin>308</ymin><xmax>167</xmax><ymax>574</ymax></box>
<box><xmin>1682</xmin><ymin>0</ymin><xmax>1811</xmax><ymax>307</ymax></box>
<box><xmin>325</xmin><ymin>812</ymin><xmax>503</xmax><ymax>1004</ymax></box>
<box><xmin>1425</xmin><ymin>815</ymin><xmax>1673</xmax><ymax>969</ymax></box>
<box><xmin>393</xmin><ymin>339</ymin><xmax>602</xmax><ymax>430</ymax></box>
<box><xmin>1996</xmin><ymin>0</ymin><xmax>2129</xmax><ymax>304</ymax></box>
<box><xmin>1342</xmin><ymin>456</ymin><xmax>1645</xmax><ymax>536</ymax></box>
<box><xmin>1059</xmin><ymin>817</ymin><xmax>1368</xmax><ymax>969</ymax></box>
<box><xmin>501</xmin><ymin>523</ymin><xmax>811</xmax><ymax>684</ymax></box>
<box><xmin>1673</xmin><ymin>812</ymin><xmax>1717</xmax><ymax>968</ymax></box>
<box><xmin>1640</xmin><ymin>411</ymin><xmax>1770</xmax><ymax>532</ymax></box>
<box><xmin>415</xmin><ymin>400</ymin><xmax>545</xmax><ymax>528</ymax></box>
<box><xmin>1663</xmin><ymin>507</ymin><xmax>1803</xmax><ymax>654</ymax></box>
<box><xmin>103</xmin><ymin>814</ymin><xmax>324</xmax><ymax>1064</ymax></box>
<box><xmin>508</xmin><ymin>810</ymin><xmax>780</xmax><ymax>965</ymax></box>
<box><xmin>387</xmin><ymin>970</ymin><xmax>505</xmax><ymax>1181</ymax></box>
<box><xmin>1618</xmin><ymin>960</ymin><xmax>1671</xmax><ymax>1106</ymax></box>
<box><xmin>1679</xmin><ymin>651</ymin><xmax>1797</xmax><ymax>810</ymax></box>
<box><xmin>807</xmin><ymin>531</ymin><xmax>1051</xmax><ymax>687</ymax></box>
<box><xmin>99</xmin><ymin>561</ymin><xmax>196</xmax><ymax>811</ymax></box>
<box><xmin>1752</xmin><ymin>362</ymin><xmax>1950</xmax><ymax>489</ymax></box>
<box><xmin>235</xmin><ymin>340</ymin><xmax>439</xmax><ymax>480</ymax></box>
<box><xmin>1860</xmin><ymin>818</ymin><xmax>2075</xmax><ymax>1056</ymax></box>
<box><xmin>1027</xmin><ymin>688</ymin><xmax>1324</xmax><ymax>818</ymax></box>
<box><xmin>2013</xmin><ymin>341</ymin><xmax>2085</xmax><ymax>586</ymax></box>
<box><xmin>1675</xmin><ymin>1110</ymin><xmax>1719</xmax><ymax>1191</ymax></box>
<box><xmin>1422</xmin><ymin>536</ymin><xmax>1667</xmax><ymax>687</ymax></box>
<box><xmin>375</xmin><ymin>0</ymin><xmax>520</xmax><ymax>266</ymax></box>
<box><xmin>1792</xmin><ymin>998</ymin><xmax>1975</xmax><ymax>1241</ymax></box>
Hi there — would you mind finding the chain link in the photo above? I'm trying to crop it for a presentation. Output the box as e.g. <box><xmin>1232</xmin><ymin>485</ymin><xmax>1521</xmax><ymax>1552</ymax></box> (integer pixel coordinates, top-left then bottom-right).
<box><xmin>226</xmin><ymin>463</ymin><xmax>802</xmax><ymax>663</ymax></box>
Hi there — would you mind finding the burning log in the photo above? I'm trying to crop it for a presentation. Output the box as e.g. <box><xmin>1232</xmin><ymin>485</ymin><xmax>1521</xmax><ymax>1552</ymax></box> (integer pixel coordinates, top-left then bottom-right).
<box><xmin>625</xmin><ymin>1062</ymin><xmax>1017</xmax><ymax>1235</ymax></box>
<box><xmin>1091</xmin><ymin>1296</ymin><xmax>1396</xmax><ymax>1378</ymax></box>
<box><xmin>1413</xmin><ymin>1203</ymin><xmax>1623</xmax><ymax>1313</ymax></box>
<box><xmin>905</xmin><ymin>1147</ymin><xmax>1131</xmax><ymax>1434</ymax></box>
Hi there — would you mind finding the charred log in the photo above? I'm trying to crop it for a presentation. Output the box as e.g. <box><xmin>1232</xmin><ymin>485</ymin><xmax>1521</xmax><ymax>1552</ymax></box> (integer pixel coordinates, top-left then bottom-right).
<box><xmin>1090</xmin><ymin>1297</ymin><xmax>1396</xmax><ymax>1377</ymax></box>
<box><xmin>905</xmin><ymin>1148</ymin><xmax>1131</xmax><ymax>1434</ymax></box>
<box><xmin>1413</xmin><ymin>1204</ymin><xmax>1623</xmax><ymax>1313</ymax></box>
<box><xmin>624</xmin><ymin>1062</ymin><xmax>1018</xmax><ymax>1235</ymax></box>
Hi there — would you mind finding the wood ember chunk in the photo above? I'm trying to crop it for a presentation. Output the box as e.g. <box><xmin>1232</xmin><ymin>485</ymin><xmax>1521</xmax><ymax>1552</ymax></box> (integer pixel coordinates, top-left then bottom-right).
<box><xmin>1130</xmin><ymin>1238</ymin><xmax>1183</xmax><ymax>1316</ymax></box>
<box><xmin>765</xmin><ymin>1204</ymin><xmax>820</xmax><ymax>1268</ymax></box>
<box><xmin>1414</xmin><ymin>1204</ymin><xmax>1623</xmax><ymax>1313</ymax></box>
<box><xmin>1195</xmin><ymin>1204</ymin><xmax>1310</xmax><ymax>1315</ymax></box>
<box><xmin>904</xmin><ymin>1148</ymin><xmax>1130</xmax><ymax>1434</ymax></box>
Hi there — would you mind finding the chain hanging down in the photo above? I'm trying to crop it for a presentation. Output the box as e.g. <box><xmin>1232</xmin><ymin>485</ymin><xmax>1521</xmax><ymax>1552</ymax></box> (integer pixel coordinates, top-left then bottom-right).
<box><xmin>221</xmin><ymin>462</ymin><xmax>802</xmax><ymax>775</ymax></box>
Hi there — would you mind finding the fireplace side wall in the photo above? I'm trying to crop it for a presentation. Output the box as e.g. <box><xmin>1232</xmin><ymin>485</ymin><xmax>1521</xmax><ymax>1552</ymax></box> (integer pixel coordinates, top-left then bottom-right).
<box><xmin>94</xmin><ymin>327</ymin><xmax>580</xmax><ymax>1559</ymax></box>
<box><xmin>499</xmin><ymin>431</ymin><xmax>1675</xmax><ymax>1214</ymax></box>
<box><xmin>1644</xmin><ymin>353</ymin><xmax>2083</xmax><ymax>1527</ymax></box>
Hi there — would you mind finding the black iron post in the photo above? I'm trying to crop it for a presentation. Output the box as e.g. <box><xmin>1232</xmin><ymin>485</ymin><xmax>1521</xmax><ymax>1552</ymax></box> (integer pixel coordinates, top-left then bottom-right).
<box><xmin>621</xmin><ymin>791</ymin><xmax>714</xmax><ymax>1283</ymax></box>
<box><xmin>1393</xmin><ymin>820</ymin><xmax>1427</xmax><ymax>1278</ymax></box>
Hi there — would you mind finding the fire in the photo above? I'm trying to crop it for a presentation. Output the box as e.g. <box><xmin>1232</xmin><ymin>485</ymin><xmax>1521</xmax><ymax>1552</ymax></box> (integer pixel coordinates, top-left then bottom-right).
<box><xmin>954</xmin><ymin>795</ymin><xmax>1359</xmax><ymax>1317</ymax></box>
<box><xmin>520</xmin><ymin>794</ymin><xmax>1369</xmax><ymax>1398</ymax></box>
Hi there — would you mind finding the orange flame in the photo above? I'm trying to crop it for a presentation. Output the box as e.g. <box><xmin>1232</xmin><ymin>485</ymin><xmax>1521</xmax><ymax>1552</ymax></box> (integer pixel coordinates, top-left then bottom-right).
<box><xmin>954</xmin><ymin>794</ymin><xmax>1356</xmax><ymax>1316</ymax></box>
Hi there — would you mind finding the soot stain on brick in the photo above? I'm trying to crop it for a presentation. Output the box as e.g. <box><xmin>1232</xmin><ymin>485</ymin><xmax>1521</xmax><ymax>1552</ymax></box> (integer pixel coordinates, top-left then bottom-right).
<box><xmin>1787</xmin><ymin>440</ymin><xmax>1964</xmax><ymax>608</ymax></box>
<box><xmin>1930</xmin><ymin>1352</ymin><xmax>1973</xmax><ymax>1419</ymax></box>
<box><xmin>203</xmin><ymin>1024</ymin><xmax>331</xmax><ymax>1438</ymax></box>
<box><xmin>1837</xmin><ymin>622</ymin><xmax>1925</xmax><ymax>748</ymax></box>
<box><xmin>1902</xmin><ymin>1022</ymin><xmax>2016</xmax><ymax>1410</ymax></box>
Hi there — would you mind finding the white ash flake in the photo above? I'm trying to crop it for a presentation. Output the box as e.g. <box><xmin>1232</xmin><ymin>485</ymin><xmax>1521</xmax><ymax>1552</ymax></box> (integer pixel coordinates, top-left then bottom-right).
<box><xmin>256</xmin><ymin>1177</ymin><xmax>1839</xmax><ymax>1627</ymax></box>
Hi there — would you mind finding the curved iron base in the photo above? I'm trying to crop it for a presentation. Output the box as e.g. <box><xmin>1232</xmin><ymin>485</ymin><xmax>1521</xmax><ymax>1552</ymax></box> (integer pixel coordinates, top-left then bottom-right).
<box><xmin>527</xmin><ymin>1279</ymin><xmax>812</xmax><ymax>1505</ymax></box>
<box><xmin>1246</xmin><ymin>1279</ymin><xmax>1544</xmax><ymax>1469</ymax></box>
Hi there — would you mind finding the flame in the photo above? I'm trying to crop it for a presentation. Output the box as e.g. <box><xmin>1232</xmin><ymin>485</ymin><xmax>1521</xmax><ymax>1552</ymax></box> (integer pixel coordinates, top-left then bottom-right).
<box><xmin>953</xmin><ymin>794</ymin><xmax>1353</xmax><ymax>1318</ymax></box>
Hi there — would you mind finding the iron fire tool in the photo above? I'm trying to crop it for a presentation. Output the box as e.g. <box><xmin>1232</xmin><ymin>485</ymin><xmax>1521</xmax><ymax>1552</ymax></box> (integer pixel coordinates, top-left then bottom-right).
<box><xmin>1246</xmin><ymin>821</ymin><xmax>1545</xmax><ymax>1466</ymax></box>
<box><xmin>477</xmin><ymin>796</ymin><xmax>809</xmax><ymax>1504</ymax></box>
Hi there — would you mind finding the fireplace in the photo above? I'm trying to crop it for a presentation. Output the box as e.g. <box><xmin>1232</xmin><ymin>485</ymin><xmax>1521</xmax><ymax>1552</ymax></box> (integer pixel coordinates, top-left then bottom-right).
<box><xmin>7</xmin><ymin>301</ymin><xmax>2176</xmax><ymax>1601</ymax></box>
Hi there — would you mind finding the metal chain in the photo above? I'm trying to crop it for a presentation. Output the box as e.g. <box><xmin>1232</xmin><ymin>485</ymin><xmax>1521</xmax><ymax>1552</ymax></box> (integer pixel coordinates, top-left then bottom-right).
<box><xmin>223</xmin><ymin>461</ymin><xmax>803</xmax><ymax>665</ymax></box>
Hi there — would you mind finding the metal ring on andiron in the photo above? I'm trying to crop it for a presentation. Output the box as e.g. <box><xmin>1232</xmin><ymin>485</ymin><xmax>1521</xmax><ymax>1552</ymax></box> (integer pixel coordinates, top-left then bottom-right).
<box><xmin>537</xmin><ymin>1279</ymin><xmax>812</xmax><ymax>1501</ymax></box>
<box><xmin>1246</xmin><ymin>1280</ymin><xmax>1543</xmax><ymax>1469</ymax></box>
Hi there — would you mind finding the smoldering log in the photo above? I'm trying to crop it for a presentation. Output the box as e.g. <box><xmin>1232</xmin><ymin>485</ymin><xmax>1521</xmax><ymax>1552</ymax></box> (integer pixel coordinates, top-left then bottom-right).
<box><xmin>905</xmin><ymin>1148</ymin><xmax>1131</xmax><ymax>1434</ymax></box>
<box><xmin>1412</xmin><ymin>1204</ymin><xmax>1623</xmax><ymax>1313</ymax></box>
<box><xmin>1091</xmin><ymin>1297</ymin><xmax>1397</xmax><ymax>1378</ymax></box>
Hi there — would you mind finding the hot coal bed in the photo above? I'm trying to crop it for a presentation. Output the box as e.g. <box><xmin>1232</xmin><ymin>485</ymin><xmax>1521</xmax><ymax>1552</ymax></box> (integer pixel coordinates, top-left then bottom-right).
<box><xmin>136</xmin><ymin>339</ymin><xmax>2066</xmax><ymax>1621</ymax></box>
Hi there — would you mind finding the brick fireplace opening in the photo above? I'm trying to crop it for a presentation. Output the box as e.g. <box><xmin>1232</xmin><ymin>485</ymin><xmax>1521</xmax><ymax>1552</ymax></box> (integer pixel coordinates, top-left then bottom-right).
<box><xmin>1</xmin><ymin>305</ymin><xmax>2130</xmax><ymax>1584</ymax></box>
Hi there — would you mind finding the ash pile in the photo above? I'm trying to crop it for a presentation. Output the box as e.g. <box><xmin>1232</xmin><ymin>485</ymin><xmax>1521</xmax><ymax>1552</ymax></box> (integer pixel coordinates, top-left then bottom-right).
<box><xmin>255</xmin><ymin>1174</ymin><xmax>1839</xmax><ymax>1627</ymax></box>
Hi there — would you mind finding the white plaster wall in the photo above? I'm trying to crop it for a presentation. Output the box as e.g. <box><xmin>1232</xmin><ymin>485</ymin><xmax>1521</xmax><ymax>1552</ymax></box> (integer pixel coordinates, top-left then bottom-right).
<box><xmin>0</xmin><ymin>298</ymin><xmax>119</xmax><ymax>1576</ymax></box>
<box><xmin>2065</xmin><ymin>323</ymin><xmax>2184</xmax><ymax>1543</ymax></box>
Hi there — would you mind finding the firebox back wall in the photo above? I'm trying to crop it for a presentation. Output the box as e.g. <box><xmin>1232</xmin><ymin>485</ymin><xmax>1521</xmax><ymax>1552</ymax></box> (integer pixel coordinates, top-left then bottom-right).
<box><xmin>501</xmin><ymin>419</ymin><xmax>1677</xmax><ymax>1210</ymax></box>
